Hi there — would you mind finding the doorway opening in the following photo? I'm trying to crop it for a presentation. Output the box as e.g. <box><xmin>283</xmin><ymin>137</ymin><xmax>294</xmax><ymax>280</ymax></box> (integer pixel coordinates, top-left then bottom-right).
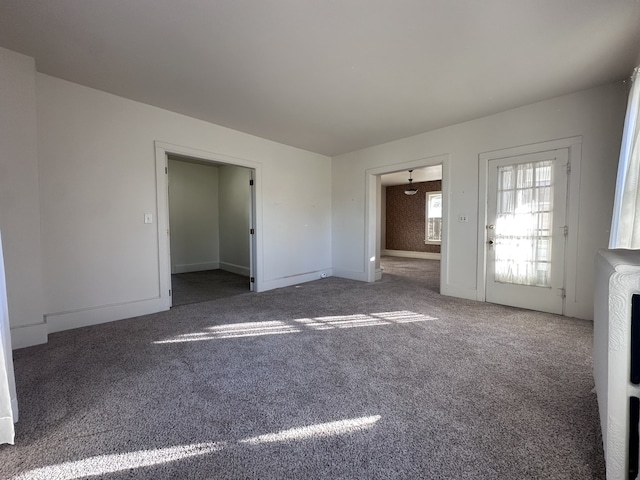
<box><xmin>365</xmin><ymin>154</ymin><xmax>449</xmax><ymax>293</ymax></box>
<box><xmin>380</xmin><ymin>165</ymin><xmax>442</xmax><ymax>292</ymax></box>
<box><xmin>167</xmin><ymin>155</ymin><xmax>254</xmax><ymax>306</ymax></box>
<box><xmin>154</xmin><ymin>142</ymin><xmax>260</xmax><ymax>310</ymax></box>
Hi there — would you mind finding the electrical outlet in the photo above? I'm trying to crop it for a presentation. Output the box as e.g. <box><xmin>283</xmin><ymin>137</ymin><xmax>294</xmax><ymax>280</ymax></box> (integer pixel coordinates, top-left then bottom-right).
<box><xmin>458</xmin><ymin>214</ymin><xmax>468</xmax><ymax>223</ymax></box>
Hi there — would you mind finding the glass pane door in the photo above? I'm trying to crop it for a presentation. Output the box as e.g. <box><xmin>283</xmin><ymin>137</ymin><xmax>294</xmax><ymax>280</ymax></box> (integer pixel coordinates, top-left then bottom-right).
<box><xmin>485</xmin><ymin>149</ymin><xmax>568</xmax><ymax>315</ymax></box>
<box><xmin>494</xmin><ymin>161</ymin><xmax>553</xmax><ymax>287</ymax></box>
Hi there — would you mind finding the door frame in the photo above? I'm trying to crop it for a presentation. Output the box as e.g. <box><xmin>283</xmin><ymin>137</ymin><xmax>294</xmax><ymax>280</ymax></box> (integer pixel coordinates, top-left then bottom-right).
<box><xmin>477</xmin><ymin>137</ymin><xmax>583</xmax><ymax>316</ymax></box>
<box><xmin>154</xmin><ymin>141</ymin><xmax>261</xmax><ymax>309</ymax></box>
<box><xmin>364</xmin><ymin>153</ymin><xmax>450</xmax><ymax>290</ymax></box>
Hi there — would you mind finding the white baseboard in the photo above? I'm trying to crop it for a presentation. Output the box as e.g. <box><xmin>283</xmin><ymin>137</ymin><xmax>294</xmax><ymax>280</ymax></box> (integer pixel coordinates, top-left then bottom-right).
<box><xmin>219</xmin><ymin>262</ymin><xmax>250</xmax><ymax>277</ymax></box>
<box><xmin>10</xmin><ymin>323</ymin><xmax>48</xmax><ymax>349</ymax></box>
<box><xmin>383</xmin><ymin>250</ymin><xmax>441</xmax><ymax>260</ymax></box>
<box><xmin>45</xmin><ymin>297</ymin><xmax>169</xmax><ymax>334</ymax></box>
<box><xmin>172</xmin><ymin>262</ymin><xmax>219</xmax><ymax>274</ymax></box>
<box><xmin>258</xmin><ymin>269</ymin><xmax>333</xmax><ymax>292</ymax></box>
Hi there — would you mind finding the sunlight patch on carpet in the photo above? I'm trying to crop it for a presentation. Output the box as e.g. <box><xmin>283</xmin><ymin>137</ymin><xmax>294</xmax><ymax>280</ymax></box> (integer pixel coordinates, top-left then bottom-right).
<box><xmin>239</xmin><ymin>415</ymin><xmax>382</xmax><ymax>445</ymax></box>
<box><xmin>372</xmin><ymin>311</ymin><xmax>437</xmax><ymax>323</ymax></box>
<box><xmin>14</xmin><ymin>416</ymin><xmax>381</xmax><ymax>479</ymax></box>
<box><xmin>154</xmin><ymin>311</ymin><xmax>437</xmax><ymax>343</ymax></box>
<box><xmin>296</xmin><ymin>314</ymin><xmax>388</xmax><ymax>329</ymax></box>
<box><xmin>13</xmin><ymin>442</ymin><xmax>226</xmax><ymax>480</ymax></box>
<box><xmin>155</xmin><ymin>320</ymin><xmax>300</xmax><ymax>343</ymax></box>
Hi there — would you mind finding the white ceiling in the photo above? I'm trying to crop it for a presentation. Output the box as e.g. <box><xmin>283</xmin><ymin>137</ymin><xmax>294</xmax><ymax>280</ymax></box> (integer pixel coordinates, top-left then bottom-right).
<box><xmin>1</xmin><ymin>1</ymin><xmax>638</xmax><ymax>157</ymax></box>
<box><xmin>381</xmin><ymin>165</ymin><xmax>442</xmax><ymax>187</ymax></box>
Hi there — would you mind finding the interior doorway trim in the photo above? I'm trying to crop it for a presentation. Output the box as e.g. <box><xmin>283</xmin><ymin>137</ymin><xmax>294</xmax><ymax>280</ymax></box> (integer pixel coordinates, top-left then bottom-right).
<box><xmin>364</xmin><ymin>153</ymin><xmax>450</xmax><ymax>292</ymax></box>
<box><xmin>154</xmin><ymin>141</ymin><xmax>262</xmax><ymax>308</ymax></box>
<box><xmin>477</xmin><ymin>136</ymin><xmax>583</xmax><ymax>317</ymax></box>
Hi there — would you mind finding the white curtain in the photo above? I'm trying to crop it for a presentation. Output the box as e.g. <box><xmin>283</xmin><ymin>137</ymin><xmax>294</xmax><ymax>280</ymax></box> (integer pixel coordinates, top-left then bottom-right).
<box><xmin>0</xmin><ymin>230</ymin><xmax>18</xmax><ymax>445</ymax></box>
<box><xmin>610</xmin><ymin>66</ymin><xmax>640</xmax><ymax>249</ymax></box>
<box><xmin>494</xmin><ymin>161</ymin><xmax>553</xmax><ymax>286</ymax></box>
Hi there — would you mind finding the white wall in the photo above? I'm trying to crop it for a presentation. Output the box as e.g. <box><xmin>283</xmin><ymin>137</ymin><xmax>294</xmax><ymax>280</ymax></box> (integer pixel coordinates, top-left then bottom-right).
<box><xmin>0</xmin><ymin>48</ymin><xmax>46</xmax><ymax>347</ymax></box>
<box><xmin>219</xmin><ymin>165</ymin><xmax>252</xmax><ymax>276</ymax></box>
<box><xmin>168</xmin><ymin>159</ymin><xmax>220</xmax><ymax>274</ymax></box>
<box><xmin>30</xmin><ymin>72</ymin><xmax>331</xmax><ymax>343</ymax></box>
<box><xmin>3</xmin><ymin>43</ymin><xmax>630</xmax><ymax>346</ymax></box>
<box><xmin>332</xmin><ymin>82</ymin><xmax>627</xmax><ymax>320</ymax></box>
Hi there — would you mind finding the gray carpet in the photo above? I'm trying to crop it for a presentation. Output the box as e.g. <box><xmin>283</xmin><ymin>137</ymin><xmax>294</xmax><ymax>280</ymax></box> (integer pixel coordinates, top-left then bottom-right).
<box><xmin>0</xmin><ymin>257</ymin><xmax>605</xmax><ymax>479</ymax></box>
<box><xmin>171</xmin><ymin>270</ymin><xmax>250</xmax><ymax>307</ymax></box>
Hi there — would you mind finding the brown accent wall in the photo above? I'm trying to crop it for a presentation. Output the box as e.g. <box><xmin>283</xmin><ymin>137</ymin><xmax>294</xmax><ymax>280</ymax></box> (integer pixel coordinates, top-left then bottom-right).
<box><xmin>385</xmin><ymin>180</ymin><xmax>441</xmax><ymax>253</ymax></box>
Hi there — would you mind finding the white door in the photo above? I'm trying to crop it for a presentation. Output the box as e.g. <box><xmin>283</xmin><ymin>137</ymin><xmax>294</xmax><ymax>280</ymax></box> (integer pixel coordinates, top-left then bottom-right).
<box><xmin>249</xmin><ymin>170</ymin><xmax>256</xmax><ymax>292</ymax></box>
<box><xmin>485</xmin><ymin>149</ymin><xmax>568</xmax><ymax>314</ymax></box>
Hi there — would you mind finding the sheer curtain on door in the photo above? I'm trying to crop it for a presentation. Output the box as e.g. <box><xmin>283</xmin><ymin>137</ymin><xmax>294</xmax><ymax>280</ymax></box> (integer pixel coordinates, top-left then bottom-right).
<box><xmin>494</xmin><ymin>161</ymin><xmax>553</xmax><ymax>286</ymax></box>
<box><xmin>0</xmin><ymin>230</ymin><xmax>18</xmax><ymax>445</ymax></box>
<box><xmin>610</xmin><ymin>66</ymin><xmax>640</xmax><ymax>249</ymax></box>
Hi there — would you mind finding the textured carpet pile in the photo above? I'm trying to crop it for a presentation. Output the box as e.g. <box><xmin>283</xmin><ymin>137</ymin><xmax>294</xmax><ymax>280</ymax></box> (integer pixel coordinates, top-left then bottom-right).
<box><xmin>0</xmin><ymin>257</ymin><xmax>605</xmax><ymax>479</ymax></box>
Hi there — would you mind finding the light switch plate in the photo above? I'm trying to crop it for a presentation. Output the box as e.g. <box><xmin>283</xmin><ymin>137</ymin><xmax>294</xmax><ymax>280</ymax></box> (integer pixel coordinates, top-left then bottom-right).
<box><xmin>144</xmin><ymin>213</ymin><xmax>153</xmax><ymax>224</ymax></box>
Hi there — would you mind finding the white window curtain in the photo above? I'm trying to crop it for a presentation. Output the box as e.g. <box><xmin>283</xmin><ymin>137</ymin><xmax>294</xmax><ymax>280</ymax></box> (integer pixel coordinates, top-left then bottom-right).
<box><xmin>610</xmin><ymin>66</ymin><xmax>640</xmax><ymax>249</ymax></box>
<box><xmin>494</xmin><ymin>161</ymin><xmax>553</xmax><ymax>287</ymax></box>
<box><xmin>0</xmin><ymin>230</ymin><xmax>18</xmax><ymax>445</ymax></box>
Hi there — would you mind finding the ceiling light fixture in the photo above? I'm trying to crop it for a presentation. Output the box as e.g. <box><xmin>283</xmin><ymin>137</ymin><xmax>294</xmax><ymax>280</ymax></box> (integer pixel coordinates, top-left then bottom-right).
<box><xmin>404</xmin><ymin>170</ymin><xmax>418</xmax><ymax>195</ymax></box>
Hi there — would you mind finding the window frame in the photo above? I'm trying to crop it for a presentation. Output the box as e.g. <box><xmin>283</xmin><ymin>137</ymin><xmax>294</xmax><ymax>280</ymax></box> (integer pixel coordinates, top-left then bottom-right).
<box><xmin>425</xmin><ymin>190</ymin><xmax>442</xmax><ymax>244</ymax></box>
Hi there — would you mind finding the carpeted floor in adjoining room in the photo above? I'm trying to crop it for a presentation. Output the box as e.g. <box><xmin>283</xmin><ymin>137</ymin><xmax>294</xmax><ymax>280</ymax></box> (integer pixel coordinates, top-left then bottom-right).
<box><xmin>0</xmin><ymin>257</ymin><xmax>605</xmax><ymax>479</ymax></box>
